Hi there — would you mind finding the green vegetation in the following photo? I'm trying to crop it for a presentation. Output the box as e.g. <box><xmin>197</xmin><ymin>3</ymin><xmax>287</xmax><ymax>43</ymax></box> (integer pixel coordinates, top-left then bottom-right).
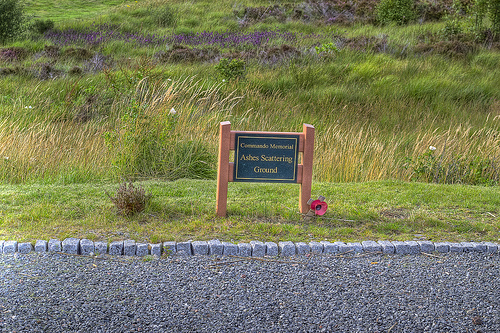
<box><xmin>0</xmin><ymin>0</ymin><xmax>499</xmax><ymax>243</ymax></box>
<box><xmin>0</xmin><ymin>0</ymin><xmax>25</xmax><ymax>43</ymax></box>
<box><xmin>0</xmin><ymin>0</ymin><xmax>498</xmax><ymax>184</ymax></box>
<box><xmin>377</xmin><ymin>0</ymin><xmax>417</xmax><ymax>25</ymax></box>
<box><xmin>215</xmin><ymin>58</ymin><xmax>247</xmax><ymax>81</ymax></box>
<box><xmin>0</xmin><ymin>179</ymin><xmax>498</xmax><ymax>243</ymax></box>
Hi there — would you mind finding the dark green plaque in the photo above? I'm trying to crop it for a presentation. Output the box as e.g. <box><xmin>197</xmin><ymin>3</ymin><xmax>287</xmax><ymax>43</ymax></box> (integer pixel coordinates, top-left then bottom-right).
<box><xmin>234</xmin><ymin>133</ymin><xmax>300</xmax><ymax>183</ymax></box>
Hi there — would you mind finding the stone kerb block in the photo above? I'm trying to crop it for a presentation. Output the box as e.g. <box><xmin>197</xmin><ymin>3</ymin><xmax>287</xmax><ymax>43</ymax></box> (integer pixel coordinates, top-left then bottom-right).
<box><xmin>109</xmin><ymin>241</ymin><xmax>123</xmax><ymax>255</ymax></box>
<box><xmin>265</xmin><ymin>242</ymin><xmax>278</xmax><ymax>256</ymax></box>
<box><xmin>136</xmin><ymin>243</ymin><xmax>149</xmax><ymax>256</ymax></box>
<box><xmin>472</xmin><ymin>242</ymin><xmax>486</xmax><ymax>252</ymax></box>
<box><xmin>461</xmin><ymin>242</ymin><xmax>475</xmax><ymax>252</ymax></box>
<box><xmin>320</xmin><ymin>241</ymin><xmax>338</xmax><ymax>254</ymax></box>
<box><xmin>35</xmin><ymin>240</ymin><xmax>47</xmax><ymax>253</ymax></box>
<box><xmin>192</xmin><ymin>241</ymin><xmax>208</xmax><ymax>256</ymax></box>
<box><xmin>332</xmin><ymin>242</ymin><xmax>345</xmax><ymax>253</ymax></box>
<box><xmin>80</xmin><ymin>239</ymin><xmax>95</xmax><ymax>256</ymax></box>
<box><xmin>348</xmin><ymin>242</ymin><xmax>363</xmax><ymax>253</ymax></box>
<box><xmin>3</xmin><ymin>241</ymin><xmax>18</xmax><ymax>254</ymax></box>
<box><xmin>222</xmin><ymin>242</ymin><xmax>237</xmax><ymax>256</ymax></box>
<box><xmin>338</xmin><ymin>242</ymin><xmax>350</xmax><ymax>253</ymax></box>
<box><xmin>309</xmin><ymin>242</ymin><xmax>323</xmax><ymax>254</ymax></box>
<box><xmin>18</xmin><ymin>243</ymin><xmax>32</xmax><ymax>254</ymax></box>
<box><xmin>0</xmin><ymin>240</ymin><xmax>4</xmax><ymax>253</ymax></box>
<box><xmin>392</xmin><ymin>241</ymin><xmax>410</xmax><ymax>254</ymax></box>
<box><xmin>434</xmin><ymin>242</ymin><xmax>450</xmax><ymax>253</ymax></box>
<box><xmin>483</xmin><ymin>242</ymin><xmax>498</xmax><ymax>253</ymax></box>
<box><xmin>238</xmin><ymin>243</ymin><xmax>251</xmax><ymax>257</ymax></box>
<box><xmin>417</xmin><ymin>241</ymin><xmax>434</xmax><ymax>253</ymax></box>
<box><xmin>449</xmin><ymin>243</ymin><xmax>464</xmax><ymax>253</ymax></box>
<box><xmin>296</xmin><ymin>242</ymin><xmax>310</xmax><ymax>255</ymax></box>
<box><xmin>150</xmin><ymin>243</ymin><xmax>162</xmax><ymax>257</ymax></box>
<box><xmin>48</xmin><ymin>239</ymin><xmax>62</xmax><ymax>252</ymax></box>
<box><xmin>177</xmin><ymin>241</ymin><xmax>192</xmax><ymax>255</ymax></box>
<box><xmin>405</xmin><ymin>241</ymin><xmax>420</xmax><ymax>254</ymax></box>
<box><xmin>250</xmin><ymin>241</ymin><xmax>266</xmax><ymax>257</ymax></box>
<box><xmin>362</xmin><ymin>241</ymin><xmax>382</xmax><ymax>252</ymax></box>
<box><xmin>163</xmin><ymin>242</ymin><xmax>176</xmax><ymax>255</ymax></box>
<box><xmin>378</xmin><ymin>241</ymin><xmax>395</xmax><ymax>254</ymax></box>
<box><xmin>279</xmin><ymin>241</ymin><xmax>296</xmax><ymax>257</ymax></box>
<box><xmin>123</xmin><ymin>240</ymin><xmax>136</xmax><ymax>256</ymax></box>
<box><xmin>208</xmin><ymin>239</ymin><xmax>223</xmax><ymax>256</ymax></box>
<box><xmin>62</xmin><ymin>238</ymin><xmax>80</xmax><ymax>255</ymax></box>
<box><xmin>94</xmin><ymin>241</ymin><xmax>108</xmax><ymax>255</ymax></box>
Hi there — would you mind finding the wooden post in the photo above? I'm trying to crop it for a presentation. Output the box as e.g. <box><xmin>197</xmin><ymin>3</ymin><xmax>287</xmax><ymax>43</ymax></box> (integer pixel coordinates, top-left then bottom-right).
<box><xmin>300</xmin><ymin>124</ymin><xmax>315</xmax><ymax>214</ymax></box>
<box><xmin>216</xmin><ymin>121</ymin><xmax>231</xmax><ymax>217</ymax></box>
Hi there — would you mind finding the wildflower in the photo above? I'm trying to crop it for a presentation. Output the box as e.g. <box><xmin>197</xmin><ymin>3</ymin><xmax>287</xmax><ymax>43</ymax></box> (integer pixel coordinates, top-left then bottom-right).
<box><xmin>169</xmin><ymin>108</ymin><xmax>176</xmax><ymax>115</ymax></box>
<box><xmin>127</xmin><ymin>5</ymin><xmax>130</xmax><ymax>7</ymax></box>
<box><xmin>222</xmin><ymin>79</ymin><xmax>226</xmax><ymax>83</ymax></box>
<box><xmin>3</xmin><ymin>156</ymin><xmax>9</xmax><ymax>160</ymax></box>
<box><xmin>24</xmin><ymin>106</ymin><xmax>33</xmax><ymax>109</ymax></box>
<box><xmin>429</xmin><ymin>146</ymin><xmax>436</xmax><ymax>151</ymax></box>
<box><xmin>167</xmin><ymin>78</ymin><xmax>172</xmax><ymax>81</ymax></box>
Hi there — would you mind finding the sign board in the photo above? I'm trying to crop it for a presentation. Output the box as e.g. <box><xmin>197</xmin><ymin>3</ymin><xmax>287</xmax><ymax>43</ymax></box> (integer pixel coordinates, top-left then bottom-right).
<box><xmin>233</xmin><ymin>133</ymin><xmax>300</xmax><ymax>183</ymax></box>
<box><xmin>216</xmin><ymin>122</ymin><xmax>315</xmax><ymax>217</ymax></box>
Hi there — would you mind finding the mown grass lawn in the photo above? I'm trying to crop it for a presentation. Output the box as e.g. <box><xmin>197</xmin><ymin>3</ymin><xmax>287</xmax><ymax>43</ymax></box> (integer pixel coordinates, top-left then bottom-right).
<box><xmin>0</xmin><ymin>179</ymin><xmax>498</xmax><ymax>244</ymax></box>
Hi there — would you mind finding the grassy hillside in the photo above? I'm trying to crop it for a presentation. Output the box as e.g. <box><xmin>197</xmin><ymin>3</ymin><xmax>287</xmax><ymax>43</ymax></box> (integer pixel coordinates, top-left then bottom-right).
<box><xmin>0</xmin><ymin>0</ymin><xmax>498</xmax><ymax>184</ymax></box>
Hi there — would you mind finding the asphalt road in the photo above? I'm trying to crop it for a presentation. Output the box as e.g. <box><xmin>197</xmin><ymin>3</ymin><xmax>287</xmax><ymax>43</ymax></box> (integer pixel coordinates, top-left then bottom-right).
<box><xmin>1</xmin><ymin>252</ymin><xmax>499</xmax><ymax>332</ymax></box>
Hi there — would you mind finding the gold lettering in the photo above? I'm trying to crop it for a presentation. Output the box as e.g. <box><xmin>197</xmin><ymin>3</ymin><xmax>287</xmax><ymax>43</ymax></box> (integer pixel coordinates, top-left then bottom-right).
<box><xmin>241</xmin><ymin>143</ymin><xmax>268</xmax><ymax>149</ymax></box>
<box><xmin>240</xmin><ymin>154</ymin><xmax>259</xmax><ymax>161</ymax></box>
<box><xmin>253</xmin><ymin>166</ymin><xmax>278</xmax><ymax>173</ymax></box>
<box><xmin>270</xmin><ymin>143</ymin><xmax>294</xmax><ymax>149</ymax></box>
<box><xmin>260</xmin><ymin>155</ymin><xmax>293</xmax><ymax>164</ymax></box>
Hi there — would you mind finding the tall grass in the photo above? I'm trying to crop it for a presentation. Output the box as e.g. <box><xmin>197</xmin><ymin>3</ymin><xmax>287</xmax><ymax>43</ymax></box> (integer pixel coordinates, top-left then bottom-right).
<box><xmin>104</xmin><ymin>76</ymin><xmax>242</xmax><ymax>179</ymax></box>
<box><xmin>0</xmin><ymin>77</ymin><xmax>242</xmax><ymax>183</ymax></box>
<box><xmin>2</xmin><ymin>0</ymin><xmax>500</xmax><ymax>185</ymax></box>
<box><xmin>2</xmin><ymin>72</ymin><xmax>498</xmax><ymax>184</ymax></box>
<box><xmin>0</xmin><ymin>119</ymin><xmax>108</xmax><ymax>183</ymax></box>
<box><xmin>315</xmin><ymin>119</ymin><xmax>500</xmax><ymax>184</ymax></box>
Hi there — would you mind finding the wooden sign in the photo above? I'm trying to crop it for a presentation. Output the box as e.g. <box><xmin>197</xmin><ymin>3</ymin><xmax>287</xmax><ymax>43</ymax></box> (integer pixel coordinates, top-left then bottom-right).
<box><xmin>216</xmin><ymin>122</ymin><xmax>315</xmax><ymax>217</ymax></box>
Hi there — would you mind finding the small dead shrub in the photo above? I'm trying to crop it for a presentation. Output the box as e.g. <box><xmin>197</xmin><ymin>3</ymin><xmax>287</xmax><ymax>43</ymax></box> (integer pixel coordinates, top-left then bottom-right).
<box><xmin>37</xmin><ymin>62</ymin><xmax>63</xmax><ymax>80</ymax></box>
<box><xmin>74</xmin><ymin>94</ymin><xmax>98</xmax><ymax>122</ymax></box>
<box><xmin>416</xmin><ymin>0</ymin><xmax>449</xmax><ymax>22</ymax></box>
<box><xmin>155</xmin><ymin>45</ymin><xmax>219</xmax><ymax>63</ymax></box>
<box><xmin>243</xmin><ymin>5</ymin><xmax>287</xmax><ymax>22</ymax></box>
<box><xmin>0</xmin><ymin>47</ymin><xmax>27</xmax><ymax>62</ymax></box>
<box><xmin>0</xmin><ymin>67</ymin><xmax>16</xmax><ymax>75</ymax></box>
<box><xmin>258</xmin><ymin>44</ymin><xmax>301</xmax><ymax>64</ymax></box>
<box><xmin>477</xmin><ymin>28</ymin><xmax>500</xmax><ymax>46</ymax></box>
<box><xmin>414</xmin><ymin>40</ymin><xmax>477</xmax><ymax>57</ymax></box>
<box><xmin>344</xmin><ymin>35</ymin><xmax>389</xmax><ymax>52</ymax></box>
<box><xmin>325</xmin><ymin>13</ymin><xmax>356</xmax><ymax>26</ymax></box>
<box><xmin>68</xmin><ymin>66</ymin><xmax>83</xmax><ymax>76</ymax></box>
<box><xmin>107</xmin><ymin>182</ymin><xmax>152</xmax><ymax>216</ymax></box>
<box><xmin>44</xmin><ymin>45</ymin><xmax>60</xmax><ymax>58</ymax></box>
<box><xmin>83</xmin><ymin>53</ymin><xmax>113</xmax><ymax>73</ymax></box>
<box><xmin>63</xmin><ymin>47</ymin><xmax>93</xmax><ymax>61</ymax></box>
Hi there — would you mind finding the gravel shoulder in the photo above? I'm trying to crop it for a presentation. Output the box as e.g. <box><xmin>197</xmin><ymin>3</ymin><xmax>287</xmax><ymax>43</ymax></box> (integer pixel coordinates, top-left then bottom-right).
<box><xmin>1</xmin><ymin>252</ymin><xmax>499</xmax><ymax>332</ymax></box>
